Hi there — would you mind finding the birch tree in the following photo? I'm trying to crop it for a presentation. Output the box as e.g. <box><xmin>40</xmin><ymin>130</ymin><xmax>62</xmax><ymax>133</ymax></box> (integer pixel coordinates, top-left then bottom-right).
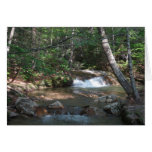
<box><xmin>7</xmin><ymin>27</ymin><xmax>15</xmax><ymax>52</ymax></box>
<box><xmin>98</xmin><ymin>27</ymin><xmax>133</xmax><ymax>96</ymax></box>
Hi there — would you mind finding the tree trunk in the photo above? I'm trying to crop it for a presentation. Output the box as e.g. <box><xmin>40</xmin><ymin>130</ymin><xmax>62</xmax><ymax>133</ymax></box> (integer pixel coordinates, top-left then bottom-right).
<box><xmin>126</xmin><ymin>27</ymin><xmax>141</xmax><ymax>102</ymax></box>
<box><xmin>69</xmin><ymin>28</ymin><xmax>75</xmax><ymax>68</ymax></box>
<box><xmin>7</xmin><ymin>27</ymin><xmax>15</xmax><ymax>52</ymax></box>
<box><xmin>98</xmin><ymin>27</ymin><xmax>133</xmax><ymax>96</ymax></box>
<box><xmin>32</xmin><ymin>27</ymin><xmax>37</xmax><ymax>47</ymax></box>
<box><xmin>112</xmin><ymin>27</ymin><xmax>115</xmax><ymax>51</ymax></box>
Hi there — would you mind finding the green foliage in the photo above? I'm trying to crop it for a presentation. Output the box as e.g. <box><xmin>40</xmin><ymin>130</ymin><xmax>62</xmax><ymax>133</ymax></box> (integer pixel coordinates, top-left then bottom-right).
<box><xmin>7</xmin><ymin>27</ymin><xmax>144</xmax><ymax>85</ymax></box>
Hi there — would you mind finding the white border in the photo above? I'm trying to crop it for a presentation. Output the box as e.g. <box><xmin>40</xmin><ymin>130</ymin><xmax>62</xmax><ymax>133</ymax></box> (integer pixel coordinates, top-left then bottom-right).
<box><xmin>0</xmin><ymin>0</ymin><xmax>152</xmax><ymax>152</ymax></box>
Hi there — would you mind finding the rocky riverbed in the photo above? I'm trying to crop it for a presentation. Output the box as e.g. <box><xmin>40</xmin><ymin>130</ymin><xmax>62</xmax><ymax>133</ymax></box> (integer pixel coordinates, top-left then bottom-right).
<box><xmin>7</xmin><ymin>70</ymin><xmax>145</xmax><ymax>125</ymax></box>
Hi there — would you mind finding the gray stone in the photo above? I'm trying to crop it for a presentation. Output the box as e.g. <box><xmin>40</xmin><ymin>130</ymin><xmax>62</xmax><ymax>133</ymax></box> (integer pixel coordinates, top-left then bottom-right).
<box><xmin>106</xmin><ymin>99</ymin><xmax>113</xmax><ymax>103</ymax></box>
<box><xmin>15</xmin><ymin>97</ymin><xmax>38</xmax><ymax>116</ymax></box>
<box><xmin>98</xmin><ymin>96</ymin><xmax>107</xmax><ymax>102</ymax></box>
<box><xmin>104</xmin><ymin>102</ymin><xmax>121</xmax><ymax>116</ymax></box>
<box><xmin>48</xmin><ymin>101</ymin><xmax>64</xmax><ymax>109</ymax></box>
<box><xmin>8</xmin><ymin>110</ymin><xmax>19</xmax><ymax>118</ymax></box>
<box><xmin>121</xmin><ymin>105</ymin><xmax>145</xmax><ymax>125</ymax></box>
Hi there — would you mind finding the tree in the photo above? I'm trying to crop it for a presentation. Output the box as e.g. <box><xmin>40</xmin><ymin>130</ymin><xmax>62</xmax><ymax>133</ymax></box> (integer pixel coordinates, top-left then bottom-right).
<box><xmin>7</xmin><ymin>27</ymin><xmax>15</xmax><ymax>52</ymax></box>
<box><xmin>69</xmin><ymin>28</ymin><xmax>75</xmax><ymax>68</ymax></box>
<box><xmin>98</xmin><ymin>27</ymin><xmax>133</xmax><ymax>96</ymax></box>
<box><xmin>126</xmin><ymin>27</ymin><xmax>141</xmax><ymax>102</ymax></box>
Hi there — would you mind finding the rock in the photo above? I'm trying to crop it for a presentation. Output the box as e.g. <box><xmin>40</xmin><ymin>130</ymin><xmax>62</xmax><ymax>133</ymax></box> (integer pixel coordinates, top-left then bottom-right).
<box><xmin>15</xmin><ymin>97</ymin><xmax>38</xmax><ymax>116</ymax></box>
<box><xmin>95</xmin><ymin>94</ymin><xmax>118</xmax><ymax>103</ymax></box>
<box><xmin>8</xmin><ymin>110</ymin><xmax>19</xmax><ymax>118</ymax></box>
<box><xmin>108</xmin><ymin>94</ymin><xmax>117</xmax><ymax>101</ymax></box>
<box><xmin>35</xmin><ymin>107</ymin><xmax>48</xmax><ymax>117</ymax></box>
<box><xmin>98</xmin><ymin>96</ymin><xmax>107</xmax><ymax>102</ymax></box>
<box><xmin>106</xmin><ymin>99</ymin><xmax>113</xmax><ymax>103</ymax></box>
<box><xmin>121</xmin><ymin>105</ymin><xmax>145</xmax><ymax>125</ymax></box>
<box><xmin>104</xmin><ymin>102</ymin><xmax>121</xmax><ymax>116</ymax></box>
<box><xmin>80</xmin><ymin>107</ymin><xmax>96</xmax><ymax>116</ymax></box>
<box><xmin>48</xmin><ymin>101</ymin><xmax>64</xmax><ymax>109</ymax></box>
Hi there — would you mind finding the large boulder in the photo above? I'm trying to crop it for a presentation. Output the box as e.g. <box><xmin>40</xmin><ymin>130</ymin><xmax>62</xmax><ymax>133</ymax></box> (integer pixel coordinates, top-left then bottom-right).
<box><xmin>121</xmin><ymin>105</ymin><xmax>145</xmax><ymax>125</ymax></box>
<box><xmin>48</xmin><ymin>101</ymin><xmax>64</xmax><ymax>109</ymax></box>
<box><xmin>104</xmin><ymin>102</ymin><xmax>121</xmax><ymax>116</ymax></box>
<box><xmin>15</xmin><ymin>97</ymin><xmax>38</xmax><ymax>116</ymax></box>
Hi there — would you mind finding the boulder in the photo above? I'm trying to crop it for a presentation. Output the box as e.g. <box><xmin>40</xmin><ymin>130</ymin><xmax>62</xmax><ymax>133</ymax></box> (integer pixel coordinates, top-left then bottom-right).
<box><xmin>107</xmin><ymin>94</ymin><xmax>117</xmax><ymax>102</ymax></box>
<box><xmin>121</xmin><ymin>105</ymin><xmax>145</xmax><ymax>125</ymax></box>
<box><xmin>104</xmin><ymin>102</ymin><xmax>121</xmax><ymax>116</ymax></box>
<box><xmin>98</xmin><ymin>96</ymin><xmax>107</xmax><ymax>102</ymax></box>
<box><xmin>15</xmin><ymin>97</ymin><xmax>38</xmax><ymax>116</ymax></box>
<box><xmin>106</xmin><ymin>99</ymin><xmax>113</xmax><ymax>103</ymax></box>
<box><xmin>7</xmin><ymin>110</ymin><xmax>19</xmax><ymax>118</ymax></box>
<box><xmin>95</xmin><ymin>94</ymin><xmax>118</xmax><ymax>103</ymax></box>
<box><xmin>48</xmin><ymin>101</ymin><xmax>64</xmax><ymax>109</ymax></box>
<box><xmin>80</xmin><ymin>106</ymin><xmax>96</xmax><ymax>116</ymax></box>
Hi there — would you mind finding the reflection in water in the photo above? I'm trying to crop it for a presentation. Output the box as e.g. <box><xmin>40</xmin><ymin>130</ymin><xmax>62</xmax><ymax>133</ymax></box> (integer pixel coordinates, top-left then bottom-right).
<box><xmin>8</xmin><ymin>114</ymin><xmax>124</xmax><ymax>125</ymax></box>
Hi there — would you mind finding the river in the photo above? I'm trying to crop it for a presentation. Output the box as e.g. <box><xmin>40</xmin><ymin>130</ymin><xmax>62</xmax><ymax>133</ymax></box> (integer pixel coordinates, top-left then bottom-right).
<box><xmin>8</xmin><ymin>76</ymin><xmax>128</xmax><ymax>125</ymax></box>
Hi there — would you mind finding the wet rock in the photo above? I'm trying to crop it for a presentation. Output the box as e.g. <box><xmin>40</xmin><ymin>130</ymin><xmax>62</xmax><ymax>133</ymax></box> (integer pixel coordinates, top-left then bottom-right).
<box><xmin>121</xmin><ymin>105</ymin><xmax>145</xmax><ymax>125</ymax></box>
<box><xmin>107</xmin><ymin>94</ymin><xmax>118</xmax><ymax>102</ymax></box>
<box><xmin>80</xmin><ymin>107</ymin><xmax>95</xmax><ymax>116</ymax></box>
<box><xmin>95</xmin><ymin>94</ymin><xmax>118</xmax><ymax>103</ymax></box>
<box><xmin>106</xmin><ymin>99</ymin><xmax>113</xmax><ymax>103</ymax></box>
<box><xmin>35</xmin><ymin>107</ymin><xmax>48</xmax><ymax>117</ymax></box>
<box><xmin>97</xmin><ymin>96</ymin><xmax>107</xmax><ymax>102</ymax></box>
<box><xmin>15</xmin><ymin>97</ymin><xmax>38</xmax><ymax>116</ymax></box>
<box><xmin>104</xmin><ymin>102</ymin><xmax>121</xmax><ymax>116</ymax></box>
<box><xmin>8</xmin><ymin>110</ymin><xmax>19</xmax><ymax>118</ymax></box>
<box><xmin>48</xmin><ymin>101</ymin><xmax>64</xmax><ymax>109</ymax></box>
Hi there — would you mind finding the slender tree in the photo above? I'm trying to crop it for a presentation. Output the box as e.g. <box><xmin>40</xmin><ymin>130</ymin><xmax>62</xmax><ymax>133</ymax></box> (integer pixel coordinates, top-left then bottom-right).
<box><xmin>98</xmin><ymin>27</ymin><xmax>133</xmax><ymax>96</ymax></box>
<box><xmin>69</xmin><ymin>28</ymin><xmax>75</xmax><ymax>68</ymax></box>
<box><xmin>126</xmin><ymin>27</ymin><xmax>141</xmax><ymax>102</ymax></box>
<box><xmin>7</xmin><ymin>27</ymin><xmax>15</xmax><ymax>52</ymax></box>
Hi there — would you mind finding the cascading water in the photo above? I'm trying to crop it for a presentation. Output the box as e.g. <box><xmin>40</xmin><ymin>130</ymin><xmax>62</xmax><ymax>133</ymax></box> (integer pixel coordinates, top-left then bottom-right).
<box><xmin>73</xmin><ymin>77</ymin><xmax>109</xmax><ymax>88</ymax></box>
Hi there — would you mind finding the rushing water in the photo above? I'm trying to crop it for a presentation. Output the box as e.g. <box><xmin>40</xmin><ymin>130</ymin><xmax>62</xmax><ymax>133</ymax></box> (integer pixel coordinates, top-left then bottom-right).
<box><xmin>8</xmin><ymin>75</ymin><xmax>127</xmax><ymax>125</ymax></box>
<box><xmin>73</xmin><ymin>77</ymin><xmax>109</xmax><ymax>88</ymax></box>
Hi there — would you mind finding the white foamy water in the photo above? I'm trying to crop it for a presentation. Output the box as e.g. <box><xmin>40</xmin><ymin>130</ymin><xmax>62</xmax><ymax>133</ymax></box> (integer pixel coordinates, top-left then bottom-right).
<box><xmin>73</xmin><ymin>77</ymin><xmax>108</xmax><ymax>88</ymax></box>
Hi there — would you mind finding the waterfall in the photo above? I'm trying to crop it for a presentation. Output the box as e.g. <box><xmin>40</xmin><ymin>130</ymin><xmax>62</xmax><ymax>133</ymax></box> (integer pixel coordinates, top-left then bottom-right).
<box><xmin>73</xmin><ymin>77</ymin><xmax>109</xmax><ymax>88</ymax></box>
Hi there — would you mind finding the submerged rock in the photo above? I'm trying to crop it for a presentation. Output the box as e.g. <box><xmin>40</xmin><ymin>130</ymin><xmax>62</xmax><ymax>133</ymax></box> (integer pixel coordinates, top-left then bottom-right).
<box><xmin>48</xmin><ymin>101</ymin><xmax>64</xmax><ymax>109</ymax></box>
<box><xmin>15</xmin><ymin>97</ymin><xmax>38</xmax><ymax>116</ymax></box>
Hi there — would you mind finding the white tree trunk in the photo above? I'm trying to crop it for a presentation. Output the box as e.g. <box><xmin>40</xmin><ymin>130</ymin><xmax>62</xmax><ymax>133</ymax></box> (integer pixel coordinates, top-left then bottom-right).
<box><xmin>7</xmin><ymin>27</ymin><xmax>15</xmax><ymax>52</ymax></box>
<box><xmin>98</xmin><ymin>27</ymin><xmax>133</xmax><ymax>96</ymax></box>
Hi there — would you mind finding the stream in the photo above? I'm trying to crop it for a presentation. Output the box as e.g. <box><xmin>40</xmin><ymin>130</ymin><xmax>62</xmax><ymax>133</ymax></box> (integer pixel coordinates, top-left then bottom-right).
<box><xmin>8</xmin><ymin>76</ymin><xmax>127</xmax><ymax>125</ymax></box>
